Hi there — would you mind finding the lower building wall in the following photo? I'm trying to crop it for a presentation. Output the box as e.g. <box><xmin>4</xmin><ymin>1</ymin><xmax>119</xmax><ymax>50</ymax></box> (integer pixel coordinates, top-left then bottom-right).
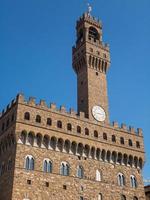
<box><xmin>11</xmin><ymin>169</ymin><xmax>146</xmax><ymax>200</ymax></box>
<box><xmin>10</xmin><ymin>144</ymin><xmax>146</xmax><ymax>200</ymax></box>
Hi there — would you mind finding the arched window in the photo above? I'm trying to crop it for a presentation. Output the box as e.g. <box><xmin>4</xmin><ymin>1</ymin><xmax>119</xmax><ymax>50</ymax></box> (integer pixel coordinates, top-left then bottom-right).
<box><xmin>36</xmin><ymin>115</ymin><xmax>41</xmax><ymax>123</ymax></box>
<box><xmin>120</xmin><ymin>137</ymin><xmax>125</xmax><ymax>145</ymax></box>
<box><xmin>103</xmin><ymin>133</ymin><xmax>107</xmax><ymax>140</ymax></box>
<box><xmin>96</xmin><ymin>170</ymin><xmax>101</xmax><ymax>181</ymax></box>
<box><xmin>28</xmin><ymin>131</ymin><xmax>35</xmax><ymax>146</ymax></box>
<box><xmin>121</xmin><ymin>195</ymin><xmax>126</xmax><ymax>200</ymax></box>
<box><xmin>43</xmin><ymin>159</ymin><xmax>52</xmax><ymax>173</ymax></box>
<box><xmin>67</xmin><ymin>123</ymin><xmax>72</xmax><ymax>131</ymax></box>
<box><xmin>60</xmin><ymin>162</ymin><xmax>69</xmax><ymax>176</ymax></box>
<box><xmin>129</xmin><ymin>139</ymin><xmax>133</xmax><ymax>146</ymax></box>
<box><xmin>98</xmin><ymin>193</ymin><xmax>102</xmax><ymax>200</ymax></box>
<box><xmin>85</xmin><ymin>128</ymin><xmax>89</xmax><ymax>136</ymax></box>
<box><xmin>21</xmin><ymin>130</ymin><xmax>27</xmax><ymax>144</ymax></box>
<box><xmin>77</xmin><ymin>126</ymin><xmax>81</xmax><ymax>134</ymax></box>
<box><xmin>139</xmin><ymin>158</ymin><xmax>143</xmax><ymax>169</ymax></box>
<box><xmin>112</xmin><ymin>135</ymin><xmax>116</xmax><ymax>142</ymax></box>
<box><xmin>77</xmin><ymin>165</ymin><xmax>84</xmax><ymax>178</ymax></box>
<box><xmin>136</xmin><ymin>141</ymin><xmax>140</xmax><ymax>148</ymax></box>
<box><xmin>47</xmin><ymin>118</ymin><xmax>52</xmax><ymax>126</ymax></box>
<box><xmin>94</xmin><ymin>131</ymin><xmax>98</xmax><ymax>138</ymax></box>
<box><xmin>57</xmin><ymin>120</ymin><xmax>62</xmax><ymax>128</ymax></box>
<box><xmin>118</xmin><ymin>173</ymin><xmax>125</xmax><ymax>187</ymax></box>
<box><xmin>89</xmin><ymin>26</ymin><xmax>99</xmax><ymax>42</ymax></box>
<box><xmin>25</xmin><ymin>155</ymin><xmax>34</xmax><ymax>170</ymax></box>
<box><xmin>133</xmin><ymin>197</ymin><xmax>138</xmax><ymax>200</ymax></box>
<box><xmin>24</xmin><ymin>112</ymin><xmax>30</xmax><ymax>120</ymax></box>
<box><xmin>130</xmin><ymin>175</ymin><xmax>137</xmax><ymax>188</ymax></box>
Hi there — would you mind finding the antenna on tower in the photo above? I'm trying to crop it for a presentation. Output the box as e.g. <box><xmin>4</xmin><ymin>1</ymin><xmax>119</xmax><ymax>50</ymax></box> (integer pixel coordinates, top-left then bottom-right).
<box><xmin>87</xmin><ymin>3</ymin><xmax>92</xmax><ymax>16</ymax></box>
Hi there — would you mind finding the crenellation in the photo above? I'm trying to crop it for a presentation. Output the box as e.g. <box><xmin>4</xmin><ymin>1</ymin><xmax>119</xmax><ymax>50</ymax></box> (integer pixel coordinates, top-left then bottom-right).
<box><xmin>28</xmin><ymin>97</ymin><xmax>36</xmax><ymax>106</ymax></box>
<box><xmin>39</xmin><ymin>99</ymin><xmax>47</xmax><ymax>107</ymax></box>
<box><xmin>112</xmin><ymin>121</ymin><xmax>119</xmax><ymax>128</ymax></box>
<box><xmin>16</xmin><ymin>93</ymin><xmax>25</xmax><ymax>103</ymax></box>
<box><xmin>121</xmin><ymin>123</ymin><xmax>127</xmax><ymax>131</ymax></box>
<box><xmin>79</xmin><ymin>111</ymin><xmax>85</xmax><ymax>119</ymax></box>
<box><xmin>69</xmin><ymin>108</ymin><xmax>76</xmax><ymax>116</ymax></box>
<box><xmin>137</xmin><ymin>128</ymin><xmax>143</xmax><ymax>136</ymax></box>
<box><xmin>50</xmin><ymin>103</ymin><xmax>57</xmax><ymax>110</ymax></box>
<box><xmin>0</xmin><ymin>94</ymin><xmax>144</xmax><ymax>140</ymax></box>
<box><xmin>60</xmin><ymin>105</ymin><xmax>66</xmax><ymax>113</ymax></box>
<box><xmin>129</xmin><ymin>126</ymin><xmax>135</xmax><ymax>134</ymax></box>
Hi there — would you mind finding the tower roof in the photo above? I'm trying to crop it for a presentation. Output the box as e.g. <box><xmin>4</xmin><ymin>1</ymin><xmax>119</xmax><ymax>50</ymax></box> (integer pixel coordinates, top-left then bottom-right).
<box><xmin>77</xmin><ymin>12</ymin><xmax>102</xmax><ymax>29</ymax></box>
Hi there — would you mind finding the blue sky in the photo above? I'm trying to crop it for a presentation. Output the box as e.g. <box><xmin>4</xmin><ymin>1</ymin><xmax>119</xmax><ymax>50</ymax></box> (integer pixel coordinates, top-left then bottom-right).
<box><xmin>0</xmin><ymin>0</ymin><xmax>150</xmax><ymax>182</ymax></box>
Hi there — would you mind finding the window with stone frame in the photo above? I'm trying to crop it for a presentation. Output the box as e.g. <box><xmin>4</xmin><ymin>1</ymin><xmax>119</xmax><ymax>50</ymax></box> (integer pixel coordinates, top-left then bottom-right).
<box><xmin>24</xmin><ymin>112</ymin><xmax>30</xmax><ymax>120</ymax></box>
<box><xmin>36</xmin><ymin>115</ymin><xmax>41</xmax><ymax>123</ymax></box>
<box><xmin>25</xmin><ymin>155</ymin><xmax>34</xmax><ymax>171</ymax></box>
<box><xmin>77</xmin><ymin>126</ymin><xmax>81</xmax><ymax>134</ymax></box>
<box><xmin>57</xmin><ymin>120</ymin><xmax>62</xmax><ymax>128</ymax></box>
<box><xmin>47</xmin><ymin>118</ymin><xmax>52</xmax><ymax>126</ymax></box>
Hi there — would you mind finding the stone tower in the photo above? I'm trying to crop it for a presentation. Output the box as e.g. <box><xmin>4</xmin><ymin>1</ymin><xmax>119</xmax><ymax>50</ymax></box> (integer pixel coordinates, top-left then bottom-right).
<box><xmin>72</xmin><ymin>12</ymin><xmax>110</xmax><ymax>123</ymax></box>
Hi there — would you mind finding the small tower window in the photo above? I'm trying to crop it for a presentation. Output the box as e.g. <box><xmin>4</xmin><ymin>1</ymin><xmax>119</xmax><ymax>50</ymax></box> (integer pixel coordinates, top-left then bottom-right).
<box><xmin>128</xmin><ymin>139</ymin><xmax>133</xmax><ymax>147</ymax></box>
<box><xmin>85</xmin><ymin>128</ymin><xmax>89</xmax><ymax>136</ymax></box>
<box><xmin>112</xmin><ymin>135</ymin><xmax>116</xmax><ymax>142</ymax></box>
<box><xmin>67</xmin><ymin>123</ymin><xmax>72</xmax><ymax>131</ymax></box>
<box><xmin>103</xmin><ymin>133</ymin><xmax>107</xmax><ymax>140</ymax></box>
<box><xmin>94</xmin><ymin>130</ymin><xmax>98</xmax><ymax>138</ymax></box>
<box><xmin>47</xmin><ymin>118</ymin><xmax>52</xmax><ymax>126</ymax></box>
<box><xmin>77</xmin><ymin>126</ymin><xmax>81</xmax><ymax>134</ymax></box>
<box><xmin>120</xmin><ymin>137</ymin><xmax>125</xmax><ymax>145</ymax></box>
<box><xmin>136</xmin><ymin>141</ymin><xmax>140</xmax><ymax>148</ymax></box>
<box><xmin>24</xmin><ymin>112</ymin><xmax>30</xmax><ymax>120</ymax></box>
<box><xmin>36</xmin><ymin>115</ymin><xmax>41</xmax><ymax>123</ymax></box>
<box><xmin>57</xmin><ymin>120</ymin><xmax>62</xmax><ymax>128</ymax></box>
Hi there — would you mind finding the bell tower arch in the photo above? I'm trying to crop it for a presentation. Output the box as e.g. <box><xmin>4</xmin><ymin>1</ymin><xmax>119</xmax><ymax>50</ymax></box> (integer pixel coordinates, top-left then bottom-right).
<box><xmin>72</xmin><ymin>12</ymin><xmax>111</xmax><ymax>123</ymax></box>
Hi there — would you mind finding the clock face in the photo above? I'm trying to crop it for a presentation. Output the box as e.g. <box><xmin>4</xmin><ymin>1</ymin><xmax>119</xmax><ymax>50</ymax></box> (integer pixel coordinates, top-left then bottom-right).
<box><xmin>92</xmin><ymin>106</ymin><xmax>106</xmax><ymax>122</ymax></box>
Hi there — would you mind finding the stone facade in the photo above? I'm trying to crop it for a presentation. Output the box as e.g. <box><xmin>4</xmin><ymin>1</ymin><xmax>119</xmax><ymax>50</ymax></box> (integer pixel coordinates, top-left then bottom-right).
<box><xmin>0</xmin><ymin>12</ymin><xmax>146</xmax><ymax>200</ymax></box>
